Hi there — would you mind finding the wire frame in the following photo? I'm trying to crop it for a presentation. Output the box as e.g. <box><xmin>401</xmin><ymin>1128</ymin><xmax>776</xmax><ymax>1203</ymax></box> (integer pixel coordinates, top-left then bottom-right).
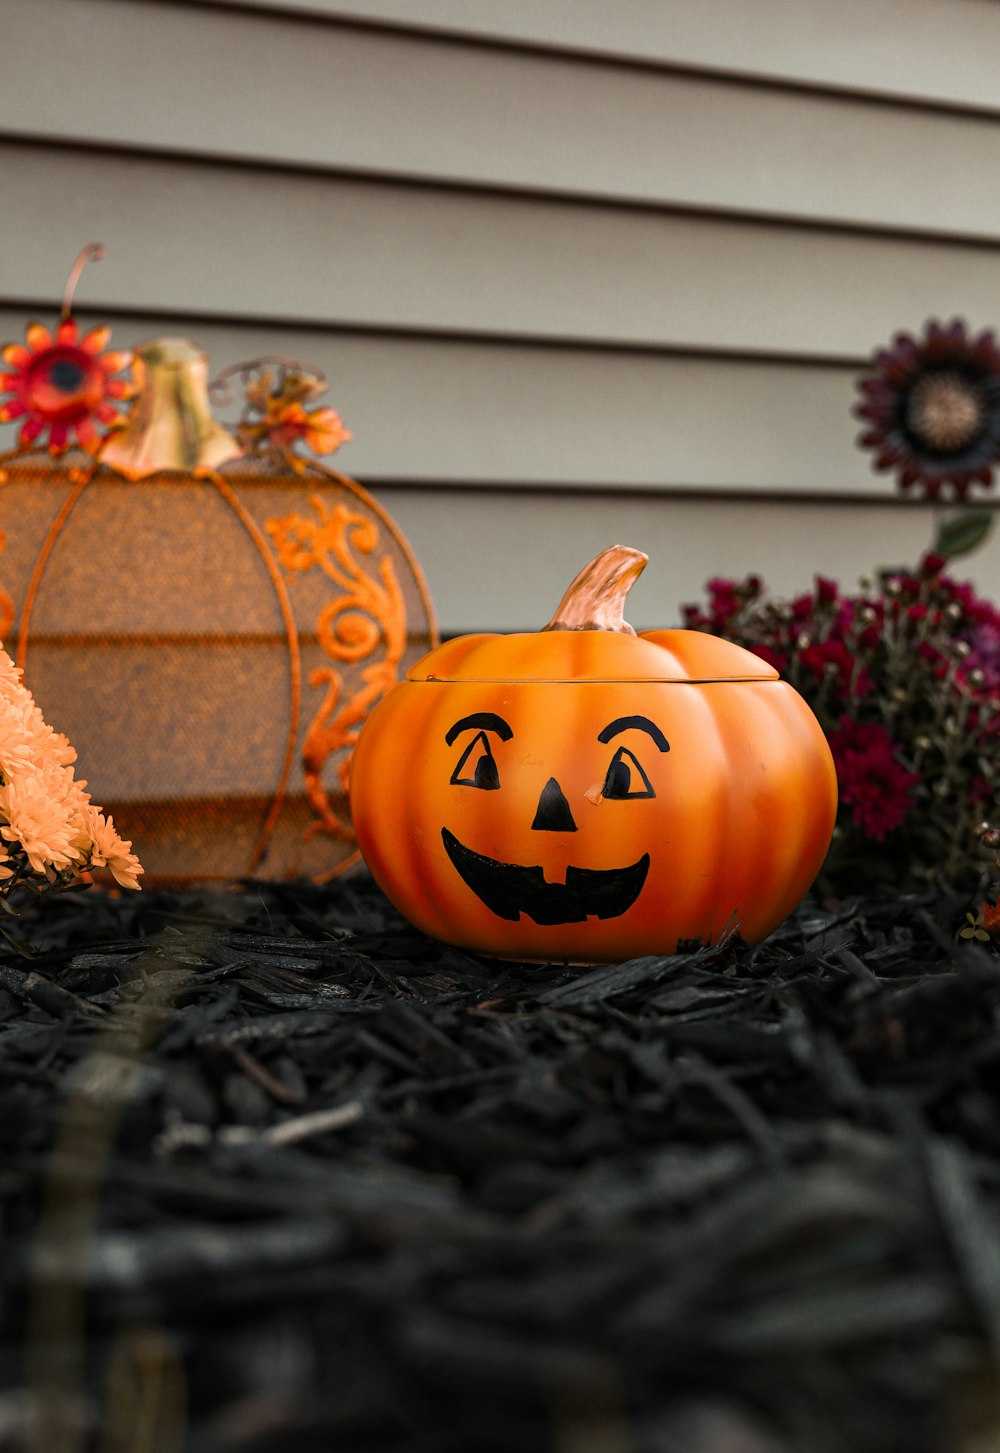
<box><xmin>0</xmin><ymin>448</ymin><xmax>436</xmax><ymax>885</ymax></box>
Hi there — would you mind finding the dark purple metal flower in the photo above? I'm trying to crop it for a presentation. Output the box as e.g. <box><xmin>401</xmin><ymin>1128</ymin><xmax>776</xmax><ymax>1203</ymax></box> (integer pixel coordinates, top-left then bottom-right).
<box><xmin>855</xmin><ymin>319</ymin><xmax>1000</xmax><ymax>500</ymax></box>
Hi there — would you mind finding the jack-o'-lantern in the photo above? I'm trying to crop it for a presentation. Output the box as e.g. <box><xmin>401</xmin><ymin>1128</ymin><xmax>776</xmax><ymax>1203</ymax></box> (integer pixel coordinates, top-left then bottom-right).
<box><xmin>0</xmin><ymin>248</ymin><xmax>435</xmax><ymax>885</ymax></box>
<box><xmin>350</xmin><ymin>546</ymin><xmax>838</xmax><ymax>962</ymax></box>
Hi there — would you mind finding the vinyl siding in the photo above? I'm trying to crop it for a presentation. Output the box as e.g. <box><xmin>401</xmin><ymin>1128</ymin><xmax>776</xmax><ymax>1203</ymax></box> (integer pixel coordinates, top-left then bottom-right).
<box><xmin>177</xmin><ymin>0</ymin><xmax>1000</xmax><ymax>115</ymax></box>
<box><xmin>2</xmin><ymin>0</ymin><xmax>999</xmax><ymax>630</ymax></box>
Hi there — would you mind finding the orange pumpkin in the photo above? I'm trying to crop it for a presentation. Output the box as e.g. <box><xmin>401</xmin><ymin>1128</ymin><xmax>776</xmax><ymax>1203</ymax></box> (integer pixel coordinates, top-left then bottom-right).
<box><xmin>349</xmin><ymin>546</ymin><xmax>837</xmax><ymax>962</ymax></box>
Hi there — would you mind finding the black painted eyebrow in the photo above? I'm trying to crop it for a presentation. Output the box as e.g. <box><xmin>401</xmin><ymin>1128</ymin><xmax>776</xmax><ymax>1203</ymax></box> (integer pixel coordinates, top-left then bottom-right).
<box><xmin>445</xmin><ymin>712</ymin><xmax>514</xmax><ymax>746</ymax></box>
<box><xmin>598</xmin><ymin>715</ymin><xmax>670</xmax><ymax>752</ymax></box>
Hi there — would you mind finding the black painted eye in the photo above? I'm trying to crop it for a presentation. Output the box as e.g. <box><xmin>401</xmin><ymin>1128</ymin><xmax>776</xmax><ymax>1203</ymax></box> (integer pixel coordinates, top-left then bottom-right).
<box><xmin>602</xmin><ymin>745</ymin><xmax>655</xmax><ymax>800</ymax></box>
<box><xmin>450</xmin><ymin>731</ymin><xmax>500</xmax><ymax>790</ymax></box>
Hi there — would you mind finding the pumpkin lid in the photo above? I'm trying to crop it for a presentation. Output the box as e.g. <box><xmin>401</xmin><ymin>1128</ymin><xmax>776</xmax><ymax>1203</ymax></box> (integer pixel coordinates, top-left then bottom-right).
<box><xmin>407</xmin><ymin>628</ymin><xmax>778</xmax><ymax>683</ymax></box>
<box><xmin>407</xmin><ymin>545</ymin><xmax>779</xmax><ymax>683</ymax></box>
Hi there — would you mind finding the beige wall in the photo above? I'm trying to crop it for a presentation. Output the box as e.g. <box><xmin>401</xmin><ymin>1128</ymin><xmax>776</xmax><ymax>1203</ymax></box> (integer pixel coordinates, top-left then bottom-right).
<box><xmin>2</xmin><ymin>0</ymin><xmax>1000</xmax><ymax>629</ymax></box>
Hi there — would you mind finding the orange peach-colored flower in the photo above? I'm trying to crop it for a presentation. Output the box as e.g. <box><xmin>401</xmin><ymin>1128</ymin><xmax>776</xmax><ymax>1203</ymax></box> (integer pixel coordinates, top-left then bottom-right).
<box><xmin>0</xmin><ymin>694</ymin><xmax>49</xmax><ymax>779</ymax></box>
<box><xmin>0</xmin><ymin>637</ymin><xmax>142</xmax><ymax>894</ymax></box>
<box><xmin>21</xmin><ymin>692</ymin><xmax>79</xmax><ymax>773</ymax></box>
<box><xmin>0</xmin><ymin>773</ymin><xmax>80</xmax><ymax>874</ymax></box>
<box><xmin>82</xmin><ymin>807</ymin><xmax>143</xmax><ymax>890</ymax></box>
<box><xmin>0</xmin><ymin>678</ymin><xmax>80</xmax><ymax>783</ymax></box>
<box><xmin>43</xmin><ymin>765</ymin><xmax>91</xmax><ymax>829</ymax></box>
<box><xmin>0</xmin><ymin>317</ymin><xmax>132</xmax><ymax>456</ymax></box>
<box><xmin>33</xmin><ymin>726</ymin><xmax>78</xmax><ymax>774</ymax></box>
<box><xmin>0</xmin><ymin>651</ymin><xmax>23</xmax><ymax>697</ymax></box>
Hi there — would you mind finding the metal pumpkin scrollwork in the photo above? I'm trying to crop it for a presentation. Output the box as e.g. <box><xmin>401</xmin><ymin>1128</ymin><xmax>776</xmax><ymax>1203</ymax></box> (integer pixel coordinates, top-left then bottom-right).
<box><xmin>265</xmin><ymin>496</ymin><xmax>407</xmax><ymax>853</ymax></box>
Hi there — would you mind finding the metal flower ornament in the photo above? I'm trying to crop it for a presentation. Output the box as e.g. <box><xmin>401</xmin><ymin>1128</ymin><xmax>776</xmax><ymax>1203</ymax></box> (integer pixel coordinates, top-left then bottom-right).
<box><xmin>855</xmin><ymin>319</ymin><xmax>1000</xmax><ymax>501</ymax></box>
<box><xmin>0</xmin><ymin>244</ymin><xmax>133</xmax><ymax>456</ymax></box>
<box><xmin>211</xmin><ymin>357</ymin><xmax>352</xmax><ymax>467</ymax></box>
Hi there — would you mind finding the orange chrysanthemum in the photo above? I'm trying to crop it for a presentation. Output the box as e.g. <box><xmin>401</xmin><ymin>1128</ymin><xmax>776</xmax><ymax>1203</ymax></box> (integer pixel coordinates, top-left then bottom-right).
<box><xmin>89</xmin><ymin>813</ymin><xmax>142</xmax><ymax>891</ymax></box>
<box><xmin>0</xmin><ymin>773</ymin><xmax>81</xmax><ymax>875</ymax></box>
<box><xmin>0</xmin><ymin>317</ymin><xmax>132</xmax><ymax>456</ymax></box>
<box><xmin>0</xmin><ymin>634</ymin><xmax>142</xmax><ymax>894</ymax></box>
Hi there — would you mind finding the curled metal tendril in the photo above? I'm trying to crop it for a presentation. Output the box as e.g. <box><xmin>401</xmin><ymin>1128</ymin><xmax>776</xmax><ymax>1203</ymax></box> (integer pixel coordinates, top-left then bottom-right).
<box><xmin>61</xmin><ymin>243</ymin><xmax>106</xmax><ymax>321</ymax></box>
<box><xmin>318</xmin><ymin>601</ymin><xmax>382</xmax><ymax>664</ymax></box>
<box><xmin>208</xmin><ymin>356</ymin><xmax>328</xmax><ymax>413</ymax></box>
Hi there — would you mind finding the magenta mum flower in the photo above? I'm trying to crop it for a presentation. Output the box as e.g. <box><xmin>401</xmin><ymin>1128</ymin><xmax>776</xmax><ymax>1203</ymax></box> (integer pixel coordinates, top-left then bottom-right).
<box><xmin>829</xmin><ymin>719</ymin><xmax>919</xmax><ymax>840</ymax></box>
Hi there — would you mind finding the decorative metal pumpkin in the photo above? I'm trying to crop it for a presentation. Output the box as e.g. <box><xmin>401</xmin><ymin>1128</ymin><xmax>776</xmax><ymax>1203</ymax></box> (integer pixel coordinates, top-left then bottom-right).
<box><xmin>0</xmin><ymin>250</ymin><xmax>435</xmax><ymax>885</ymax></box>
<box><xmin>350</xmin><ymin>546</ymin><xmax>838</xmax><ymax>961</ymax></box>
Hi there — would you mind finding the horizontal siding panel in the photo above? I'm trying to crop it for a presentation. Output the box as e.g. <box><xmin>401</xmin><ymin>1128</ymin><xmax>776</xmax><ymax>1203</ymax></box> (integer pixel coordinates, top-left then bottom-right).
<box><xmin>198</xmin><ymin>0</ymin><xmax>1000</xmax><ymax>116</ymax></box>
<box><xmin>0</xmin><ymin>310</ymin><xmax>887</xmax><ymax>495</ymax></box>
<box><xmin>362</xmin><ymin>490</ymin><xmax>996</xmax><ymax>633</ymax></box>
<box><xmin>4</xmin><ymin>1</ymin><xmax>1000</xmax><ymax>240</ymax></box>
<box><xmin>4</xmin><ymin>144</ymin><xmax>1000</xmax><ymax>362</ymax></box>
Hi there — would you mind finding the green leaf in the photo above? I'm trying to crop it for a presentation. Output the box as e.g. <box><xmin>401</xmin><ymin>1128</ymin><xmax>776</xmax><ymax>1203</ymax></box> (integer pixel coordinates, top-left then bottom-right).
<box><xmin>933</xmin><ymin>510</ymin><xmax>995</xmax><ymax>560</ymax></box>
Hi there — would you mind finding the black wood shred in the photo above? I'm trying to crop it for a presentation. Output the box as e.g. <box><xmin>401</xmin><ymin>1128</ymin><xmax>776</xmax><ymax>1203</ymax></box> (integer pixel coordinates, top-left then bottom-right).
<box><xmin>1</xmin><ymin>875</ymin><xmax>1000</xmax><ymax>1451</ymax></box>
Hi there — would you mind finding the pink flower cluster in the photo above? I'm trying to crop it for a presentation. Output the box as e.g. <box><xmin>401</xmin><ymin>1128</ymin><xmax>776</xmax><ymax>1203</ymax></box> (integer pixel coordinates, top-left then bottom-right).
<box><xmin>683</xmin><ymin>554</ymin><xmax>1000</xmax><ymax>891</ymax></box>
<box><xmin>827</xmin><ymin>719</ymin><xmax>919</xmax><ymax>842</ymax></box>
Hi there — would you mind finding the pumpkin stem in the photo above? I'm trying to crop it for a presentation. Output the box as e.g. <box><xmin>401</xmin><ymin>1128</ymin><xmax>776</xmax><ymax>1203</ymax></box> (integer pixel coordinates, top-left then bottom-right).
<box><xmin>542</xmin><ymin>545</ymin><xmax>648</xmax><ymax>633</ymax></box>
<box><xmin>61</xmin><ymin>243</ymin><xmax>106</xmax><ymax>321</ymax></box>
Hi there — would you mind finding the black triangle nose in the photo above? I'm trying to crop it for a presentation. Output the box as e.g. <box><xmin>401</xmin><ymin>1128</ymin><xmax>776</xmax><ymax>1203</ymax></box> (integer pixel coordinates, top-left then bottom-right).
<box><xmin>531</xmin><ymin>777</ymin><xmax>577</xmax><ymax>832</ymax></box>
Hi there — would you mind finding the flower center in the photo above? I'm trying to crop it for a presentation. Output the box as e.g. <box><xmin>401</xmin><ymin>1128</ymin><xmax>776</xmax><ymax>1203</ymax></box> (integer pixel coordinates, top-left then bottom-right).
<box><xmin>47</xmin><ymin>360</ymin><xmax>86</xmax><ymax>394</ymax></box>
<box><xmin>23</xmin><ymin>346</ymin><xmax>104</xmax><ymax>423</ymax></box>
<box><xmin>905</xmin><ymin>372</ymin><xmax>984</xmax><ymax>453</ymax></box>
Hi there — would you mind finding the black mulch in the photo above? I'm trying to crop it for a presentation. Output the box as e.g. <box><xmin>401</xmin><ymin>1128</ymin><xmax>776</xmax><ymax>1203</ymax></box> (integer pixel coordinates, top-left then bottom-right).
<box><xmin>3</xmin><ymin>876</ymin><xmax>1000</xmax><ymax>1453</ymax></box>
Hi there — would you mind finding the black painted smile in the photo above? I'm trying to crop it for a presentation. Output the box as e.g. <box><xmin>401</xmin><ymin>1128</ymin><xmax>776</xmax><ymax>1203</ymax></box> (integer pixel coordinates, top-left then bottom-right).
<box><xmin>441</xmin><ymin>827</ymin><xmax>650</xmax><ymax>926</ymax></box>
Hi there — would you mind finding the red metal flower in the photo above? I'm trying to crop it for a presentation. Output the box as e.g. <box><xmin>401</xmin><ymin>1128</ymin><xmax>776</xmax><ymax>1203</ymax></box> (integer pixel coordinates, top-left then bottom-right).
<box><xmin>0</xmin><ymin>245</ymin><xmax>132</xmax><ymax>457</ymax></box>
<box><xmin>855</xmin><ymin>319</ymin><xmax>1000</xmax><ymax>501</ymax></box>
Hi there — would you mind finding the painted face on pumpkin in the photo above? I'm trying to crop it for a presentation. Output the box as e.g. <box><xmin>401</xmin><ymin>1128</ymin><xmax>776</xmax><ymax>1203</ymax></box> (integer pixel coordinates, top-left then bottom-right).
<box><xmin>441</xmin><ymin>710</ymin><xmax>670</xmax><ymax>925</ymax></box>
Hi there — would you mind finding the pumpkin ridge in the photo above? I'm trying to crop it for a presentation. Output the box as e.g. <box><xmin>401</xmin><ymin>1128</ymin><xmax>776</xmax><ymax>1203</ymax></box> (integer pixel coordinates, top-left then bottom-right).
<box><xmin>407</xmin><ymin>676</ymin><xmax>784</xmax><ymax>684</ymax></box>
